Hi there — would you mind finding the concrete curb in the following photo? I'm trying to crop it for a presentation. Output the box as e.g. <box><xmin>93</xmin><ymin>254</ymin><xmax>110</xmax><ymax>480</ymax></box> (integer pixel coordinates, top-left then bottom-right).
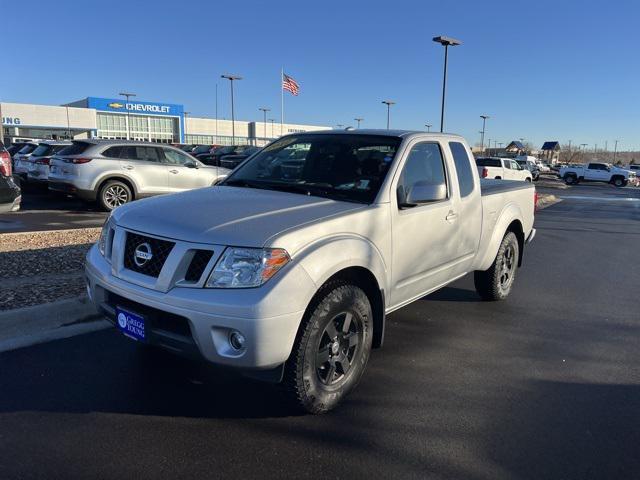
<box><xmin>0</xmin><ymin>296</ymin><xmax>111</xmax><ymax>353</ymax></box>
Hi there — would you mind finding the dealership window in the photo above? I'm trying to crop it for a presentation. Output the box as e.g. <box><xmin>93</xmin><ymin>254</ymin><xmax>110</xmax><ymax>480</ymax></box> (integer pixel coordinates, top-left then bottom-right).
<box><xmin>96</xmin><ymin>112</ymin><xmax>177</xmax><ymax>143</ymax></box>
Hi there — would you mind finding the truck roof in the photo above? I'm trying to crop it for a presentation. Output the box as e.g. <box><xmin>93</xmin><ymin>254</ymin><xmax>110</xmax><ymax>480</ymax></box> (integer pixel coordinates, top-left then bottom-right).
<box><xmin>295</xmin><ymin>129</ymin><xmax>466</xmax><ymax>141</ymax></box>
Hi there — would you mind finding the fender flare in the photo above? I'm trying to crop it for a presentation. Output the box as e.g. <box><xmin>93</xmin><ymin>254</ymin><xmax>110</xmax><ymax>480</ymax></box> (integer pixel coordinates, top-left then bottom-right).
<box><xmin>295</xmin><ymin>234</ymin><xmax>388</xmax><ymax>293</ymax></box>
<box><xmin>475</xmin><ymin>202</ymin><xmax>525</xmax><ymax>271</ymax></box>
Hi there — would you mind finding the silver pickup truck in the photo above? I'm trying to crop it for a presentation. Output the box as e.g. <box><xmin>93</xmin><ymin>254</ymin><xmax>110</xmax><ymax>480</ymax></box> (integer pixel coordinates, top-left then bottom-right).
<box><xmin>86</xmin><ymin>130</ymin><xmax>536</xmax><ymax>413</ymax></box>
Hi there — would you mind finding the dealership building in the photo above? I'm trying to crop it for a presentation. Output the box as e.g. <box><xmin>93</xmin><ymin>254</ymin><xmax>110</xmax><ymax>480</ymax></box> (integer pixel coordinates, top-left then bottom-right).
<box><xmin>1</xmin><ymin>97</ymin><xmax>328</xmax><ymax>146</ymax></box>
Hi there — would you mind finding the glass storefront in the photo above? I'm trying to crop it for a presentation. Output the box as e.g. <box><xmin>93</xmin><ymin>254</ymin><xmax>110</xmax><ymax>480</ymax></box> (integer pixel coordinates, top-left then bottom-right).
<box><xmin>185</xmin><ymin>134</ymin><xmax>250</xmax><ymax>146</ymax></box>
<box><xmin>96</xmin><ymin>112</ymin><xmax>177</xmax><ymax>143</ymax></box>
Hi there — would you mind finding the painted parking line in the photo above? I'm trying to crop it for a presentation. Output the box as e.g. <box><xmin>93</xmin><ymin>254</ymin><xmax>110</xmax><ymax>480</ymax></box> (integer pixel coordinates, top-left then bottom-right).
<box><xmin>559</xmin><ymin>195</ymin><xmax>640</xmax><ymax>202</ymax></box>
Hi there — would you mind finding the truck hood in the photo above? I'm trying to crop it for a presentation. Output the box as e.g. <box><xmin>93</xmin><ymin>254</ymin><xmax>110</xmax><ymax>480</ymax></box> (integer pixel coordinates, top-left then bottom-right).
<box><xmin>112</xmin><ymin>186</ymin><xmax>364</xmax><ymax>246</ymax></box>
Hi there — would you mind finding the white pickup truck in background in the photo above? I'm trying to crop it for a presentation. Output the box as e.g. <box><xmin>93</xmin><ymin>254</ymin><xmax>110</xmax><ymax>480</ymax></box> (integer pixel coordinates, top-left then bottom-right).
<box><xmin>476</xmin><ymin>157</ymin><xmax>533</xmax><ymax>182</ymax></box>
<box><xmin>86</xmin><ymin>130</ymin><xmax>536</xmax><ymax>413</ymax></box>
<box><xmin>559</xmin><ymin>162</ymin><xmax>637</xmax><ymax>187</ymax></box>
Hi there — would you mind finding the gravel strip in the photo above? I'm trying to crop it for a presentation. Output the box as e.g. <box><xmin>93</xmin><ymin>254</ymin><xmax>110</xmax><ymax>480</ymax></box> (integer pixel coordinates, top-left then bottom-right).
<box><xmin>0</xmin><ymin>228</ymin><xmax>100</xmax><ymax>311</ymax></box>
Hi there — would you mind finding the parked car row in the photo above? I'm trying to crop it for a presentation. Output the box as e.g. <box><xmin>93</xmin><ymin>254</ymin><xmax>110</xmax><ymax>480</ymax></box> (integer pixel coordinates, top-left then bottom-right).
<box><xmin>173</xmin><ymin>143</ymin><xmax>262</xmax><ymax>167</ymax></box>
<box><xmin>3</xmin><ymin>139</ymin><xmax>232</xmax><ymax>212</ymax></box>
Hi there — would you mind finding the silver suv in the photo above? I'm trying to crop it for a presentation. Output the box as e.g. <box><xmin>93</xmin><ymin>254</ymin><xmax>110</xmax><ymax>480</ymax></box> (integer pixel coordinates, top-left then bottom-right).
<box><xmin>49</xmin><ymin>140</ymin><xmax>231</xmax><ymax>211</ymax></box>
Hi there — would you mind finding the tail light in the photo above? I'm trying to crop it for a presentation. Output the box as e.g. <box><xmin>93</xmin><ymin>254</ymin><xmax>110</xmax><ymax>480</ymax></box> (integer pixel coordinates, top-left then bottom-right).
<box><xmin>64</xmin><ymin>157</ymin><xmax>92</xmax><ymax>164</ymax></box>
<box><xmin>534</xmin><ymin>190</ymin><xmax>539</xmax><ymax>212</ymax></box>
<box><xmin>35</xmin><ymin>157</ymin><xmax>51</xmax><ymax>165</ymax></box>
<box><xmin>0</xmin><ymin>151</ymin><xmax>11</xmax><ymax>177</ymax></box>
<box><xmin>481</xmin><ymin>167</ymin><xmax>488</xmax><ymax>178</ymax></box>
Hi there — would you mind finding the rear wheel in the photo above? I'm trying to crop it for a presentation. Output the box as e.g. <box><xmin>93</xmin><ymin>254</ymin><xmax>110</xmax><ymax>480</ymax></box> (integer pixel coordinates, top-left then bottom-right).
<box><xmin>474</xmin><ymin>231</ymin><xmax>519</xmax><ymax>301</ymax></box>
<box><xmin>98</xmin><ymin>180</ymin><xmax>132</xmax><ymax>211</ymax></box>
<box><xmin>564</xmin><ymin>174</ymin><xmax>577</xmax><ymax>185</ymax></box>
<box><xmin>282</xmin><ymin>282</ymin><xmax>372</xmax><ymax>414</ymax></box>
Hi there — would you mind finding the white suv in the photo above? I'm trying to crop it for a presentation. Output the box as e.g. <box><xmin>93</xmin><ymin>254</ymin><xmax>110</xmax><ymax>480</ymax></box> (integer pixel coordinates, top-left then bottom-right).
<box><xmin>49</xmin><ymin>140</ymin><xmax>231</xmax><ymax>210</ymax></box>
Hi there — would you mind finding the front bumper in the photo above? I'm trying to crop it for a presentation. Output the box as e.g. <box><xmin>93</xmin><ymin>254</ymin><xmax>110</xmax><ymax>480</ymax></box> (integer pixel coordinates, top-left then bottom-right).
<box><xmin>85</xmin><ymin>243</ymin><xmax>316</xmax><ymax>370</ymax></box>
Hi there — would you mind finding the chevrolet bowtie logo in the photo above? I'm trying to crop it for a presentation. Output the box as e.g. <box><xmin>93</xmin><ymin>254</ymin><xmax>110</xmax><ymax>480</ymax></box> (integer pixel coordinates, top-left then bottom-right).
<box><xmin>108</xmin><ymin>102</ymin><xmax>124</xmax><ymax>109</ymax></box>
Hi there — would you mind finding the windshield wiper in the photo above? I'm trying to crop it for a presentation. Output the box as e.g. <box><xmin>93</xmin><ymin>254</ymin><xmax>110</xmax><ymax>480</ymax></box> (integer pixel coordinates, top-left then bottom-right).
<box><xmin>223</xmin><ymin>179</ymin><xmax>264</xmax><ymax>189</ymax></box>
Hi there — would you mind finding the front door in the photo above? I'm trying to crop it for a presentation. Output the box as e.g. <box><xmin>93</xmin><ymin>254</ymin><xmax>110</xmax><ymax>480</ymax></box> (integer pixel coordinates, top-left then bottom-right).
<box><xmin>162</xmin><ymin>148</ymin><xmax>209</xmax><ymax>191</ymax></box>
<box><xmin>390</xmin><ymin>141</ymin><xmax>461</xmax><ymax>307</ymax></box>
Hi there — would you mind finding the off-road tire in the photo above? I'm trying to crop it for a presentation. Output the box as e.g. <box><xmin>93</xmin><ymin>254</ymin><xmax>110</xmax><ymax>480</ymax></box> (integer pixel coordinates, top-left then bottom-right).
<box><xmin>282</xmin><ymin>281</ymin><xmax>373</xmax><ymax>414</ymax></box>
<box><xmin>474</xmin><ymin>231</ymin><xmax>519</xmax><ymax>301</ymax></box>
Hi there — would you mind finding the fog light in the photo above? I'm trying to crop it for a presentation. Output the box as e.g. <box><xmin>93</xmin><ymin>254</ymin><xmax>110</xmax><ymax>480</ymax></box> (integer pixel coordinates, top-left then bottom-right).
<box><xmin>229</xmin><ymin>331</ymin><xmax>246</xmax><ymax>350</ymax></box>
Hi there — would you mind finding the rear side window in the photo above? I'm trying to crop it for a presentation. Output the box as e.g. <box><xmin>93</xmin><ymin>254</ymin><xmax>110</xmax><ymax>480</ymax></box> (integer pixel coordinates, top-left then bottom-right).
<box><xmin>475</xmin><ymin>158</ymin><xmax>501</xmax><ymax>167</ymax></box>
<box><xmin>103</xmin><ymin>146</ymin><xmax>123</xmax><ymax>158</ymax></box>
<box><xmin>58</xmin><ymin>142</ymin><xmax>90</xmax><ymax>156</ymax></box>
<box><xmin>449</xmin><ymin>142</ymin><xmax>475</xmax><ymax>197</ymax></box>
<box><xmin>122</xmin><ymin>146</ymin><xmax>162</xmax><ymax>162</ymax></box>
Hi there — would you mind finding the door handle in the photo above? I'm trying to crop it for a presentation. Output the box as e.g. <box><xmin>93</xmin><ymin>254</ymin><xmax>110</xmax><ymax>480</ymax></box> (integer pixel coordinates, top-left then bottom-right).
<box><xmin>122</xmin><ymin>164</ymin><xmax>134</xmax><ymax>170</ymax></box>
<box><xmin>445</xmin><ymin>210</ymin><xmax>458</xmax><ymax>222</ymax></box>
<box><xmin>169</xmin><ymin>169</ymin><xmax>179</xmax><ymax>174</ymax></box>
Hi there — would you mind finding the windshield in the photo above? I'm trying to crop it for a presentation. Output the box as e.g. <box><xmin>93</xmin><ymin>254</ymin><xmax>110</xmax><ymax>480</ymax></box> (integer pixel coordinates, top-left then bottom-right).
<box><xmin>223</xmin><ymin>134</ymin><xmax>401</xmax><ymax>204</ymax></box>
<box><xmin>193</xmin><ymin>145</ymin><xmax>211</xmax><ymax>154</ymax></box>
<box><xmin>217</xmin><ymin>146</ymin><xmax>236</xmax><ymax>155</ymax></box>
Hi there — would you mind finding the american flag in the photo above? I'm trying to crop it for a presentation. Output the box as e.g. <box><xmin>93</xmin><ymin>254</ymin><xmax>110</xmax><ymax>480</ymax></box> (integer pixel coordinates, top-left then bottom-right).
<box><xmin>282</xmin><ymin>73</ymin><xmax>300</xmax><ymax>96</ymax></box>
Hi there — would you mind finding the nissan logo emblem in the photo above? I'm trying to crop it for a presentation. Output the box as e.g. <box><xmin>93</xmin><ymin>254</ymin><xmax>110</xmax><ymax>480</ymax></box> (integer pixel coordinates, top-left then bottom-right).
<box><xmin>134</xmin><ymin>242</ymin><xmax>153</xmax><ymax>267</ymax></box>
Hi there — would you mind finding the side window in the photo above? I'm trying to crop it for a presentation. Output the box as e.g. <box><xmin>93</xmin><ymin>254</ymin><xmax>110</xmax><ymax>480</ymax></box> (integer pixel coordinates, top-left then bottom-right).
<box><xmin>504</xmin><ymin>160</ymin><xmax>512</xmax><ymax>170</ymax></box>
<box><xmin>448</xmin><ymin>142</ymin><xmax>475</xmax><ymax>197</ymax></box>
<box><xmin>163</xmin><ymin>148</ymin><xmax>192</xmax><ymax>165</ymax></box>
<box><xmin>397</xmin><ymin>142</ymin><xmax>447</xmax><ymax>205</ymax></box>
<box><xmin>144</xmin><ymin>147</ymin><xmax>161</xmax><ymax>163</ymax></box>
<box><xmin>103</xmin><ymin>146</ymin><xmax>123</xmax><ymax>158</ymax></box>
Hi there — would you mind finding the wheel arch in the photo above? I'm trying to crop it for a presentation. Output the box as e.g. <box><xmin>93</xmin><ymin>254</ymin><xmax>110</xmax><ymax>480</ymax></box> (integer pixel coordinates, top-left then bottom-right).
<box><xmin>475</xmin><ymin>203</ymin><xmax>526</xmax><ymax>271</ymax></box>
<box><xmin>95</xmin><ymin>175</ymin><xmax>138</xmax><ymax>200</ymax></box>
<box><xmin>295</xmin><ymin>237</ymin><xmax>388</xmax><ymax>349</ymax></box>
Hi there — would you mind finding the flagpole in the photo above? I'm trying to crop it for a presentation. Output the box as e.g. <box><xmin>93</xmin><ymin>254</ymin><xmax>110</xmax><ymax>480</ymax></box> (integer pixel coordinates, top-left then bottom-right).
<box><xmin>280</xmin><ymin>67</ymin><xmax>284</xmax><ymax>137</ymax></box>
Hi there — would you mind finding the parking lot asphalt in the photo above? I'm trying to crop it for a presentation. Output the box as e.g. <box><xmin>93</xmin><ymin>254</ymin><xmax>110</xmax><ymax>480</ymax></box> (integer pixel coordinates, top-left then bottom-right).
<box><xmin>0</xmin><ymin>184</ymin><xmax>108</xmax><ymax>233</ymax></box>
<box><xmin>0</xmin><ymin>186</ymin><xmax>639</xmax><ymax>479</ymax></box>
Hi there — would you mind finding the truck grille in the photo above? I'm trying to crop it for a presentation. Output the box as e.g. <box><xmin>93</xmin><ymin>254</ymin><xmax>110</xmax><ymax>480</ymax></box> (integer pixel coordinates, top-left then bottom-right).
<box><xmin>123</xmin><ymin>232</ymin><xmax>175</xmax><ymax>278</ymax></box>
<box><xmin>185</xmin><ymin>249</ymin><xmax>214</xmax><ymax>282</ymax></box>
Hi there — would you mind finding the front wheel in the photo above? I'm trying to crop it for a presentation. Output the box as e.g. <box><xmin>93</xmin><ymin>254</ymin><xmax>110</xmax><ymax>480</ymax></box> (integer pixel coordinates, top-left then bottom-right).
<box><xmin>612</xmin><ymin>177</ymin><xmax>626</xmax><ymax>187</ymax></box>
<box><xmin>564</xmin><ymin>174</ymin><xmax>577</xmax><ymax>185</ymax></box>
<box><xmin>474</xmin><ymin>231</ymin><xmax>519</xmax><ymax>301</ymax></box>
<box><xmin>282</xmin><ymin>282</ymin><xmax>373</xmax><ymax>414</ymax></box>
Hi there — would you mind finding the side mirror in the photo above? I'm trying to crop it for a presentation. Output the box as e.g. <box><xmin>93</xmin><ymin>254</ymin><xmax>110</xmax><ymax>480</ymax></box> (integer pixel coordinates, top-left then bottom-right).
<box><xmin>185</xmin><ymin>161</ymin><xmax>199</xmax><ymax>169</ymax></box>
<box><xmin>402</xmin><ymin>181</ymin><xmax>447</xmax><ymax>207</ymax></box>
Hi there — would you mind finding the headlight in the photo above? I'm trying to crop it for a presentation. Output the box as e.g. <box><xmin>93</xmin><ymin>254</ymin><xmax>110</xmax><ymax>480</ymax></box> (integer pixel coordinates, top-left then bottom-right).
<box><xmin>98</xmin><ymin>214</ymin><xmax>112</xmax><ymax>257</ymax></box>
<box><xmin>205</xmin><ymin>247</ymin><xmax>290</xmax><ymax>288</ymax></box>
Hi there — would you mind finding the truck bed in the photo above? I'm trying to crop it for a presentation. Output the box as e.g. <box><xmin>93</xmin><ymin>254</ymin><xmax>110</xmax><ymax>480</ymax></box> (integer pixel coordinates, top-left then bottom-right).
<box><xmin>480</xmin><ymin>178</ymin><xmax>533</xmax><ymax>196</ymax></box>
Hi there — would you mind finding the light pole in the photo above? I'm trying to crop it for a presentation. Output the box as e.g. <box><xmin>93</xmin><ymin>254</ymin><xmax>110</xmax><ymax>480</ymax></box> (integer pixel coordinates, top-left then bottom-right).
<box><xmin>221</xmin><ymin>74</ymin><xmax>242</xmax><ymax>145</ymax></box>
<box><xmin>354</xmin><ymin>117</ymin><xmax>363</xmax><ymax>128</ymax></box>
<box><xmin>183</xmin><ymin>111</ymin><xmax>190</xmax><ymax>143</ymax></box>
<box><xmin>269</xmin><ymin>118</ymin><xmax>275</xmax><ymax>138</ymax></box>
<box><xmin>613</xmin><ymin>140</ymin><xmax>619</xmax><ymax>164</ymax></box>
<box><xmin>497</xmin><ymin>142</ymin><xmax>503</xmax><ymax>151</ymax></box>
<box><xmin>119</xmin><ymin>92</ymin><xmax>136</xmax><ymax>140</ymax></box>
<box><xmin>480</xmin><ymin>115</ymin><xmax>489</xmax><ymax>153</ymax></box>
<box><xmin>258</xmin><ymin>107</ymin><xmax>270</xmax><ymax>143</ymax></box>
<box><xmin>425</xmin><ymin>124</ymin><xmax>432</xmax><ymax>132</ymax></box>
<box><xmin>381</xmin><ymin>100</ymin><xmax>395</xmax><ymax>129</ymax></box>
<box><xmin>433</xmin><ymin>35</ymin><xmax>462</xmax><ymax>132</ymax></box>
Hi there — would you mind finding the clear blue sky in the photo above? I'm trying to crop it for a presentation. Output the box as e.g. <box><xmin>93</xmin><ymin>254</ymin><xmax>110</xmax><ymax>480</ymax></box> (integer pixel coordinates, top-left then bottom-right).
<box><xmin>2</xmin><ymin>0</ymin><xmax>639</xmax><ymax>150</ymax></box>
